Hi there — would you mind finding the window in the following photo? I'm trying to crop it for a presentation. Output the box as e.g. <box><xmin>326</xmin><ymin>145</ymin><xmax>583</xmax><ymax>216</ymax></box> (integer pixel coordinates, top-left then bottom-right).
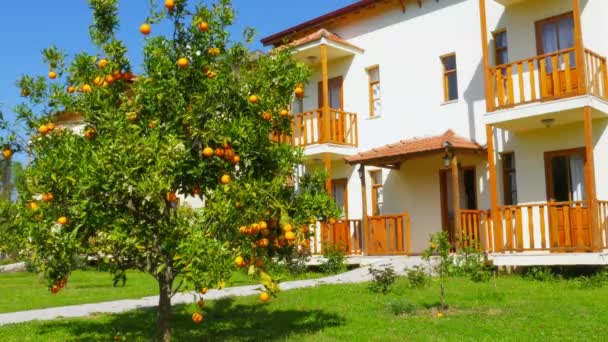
<box><xmin>544</xmin><ymin>148</ymin><xmax>586</xmax><ymax>202</ymax></box>
<box><xmin>370</xmin><ymin>170</ymin><xmax>383</xmax><ymax>216</ymax></box>
<box><xmin>493</xmin><ymin>30</ymin><xmax>508</xmax><ymax>66</ymax></box>
<box><xmin>501</xmin><ymin>152</ymin><xmax>517</xmax><ymax>205</ymax></box>
<box><xmin>367</xmin><ymin>65</ymin><xmax>381</xmax><ymax>117</ymax></box>
<box><xmin>535</xmin><ymin>12</ymin><xmax>575</xmax><ymax>71</ymax></box>
<box><xmin>441</xmin><ymin>54</ymin><xmax>458</xmax><ymax>102</ymax></box>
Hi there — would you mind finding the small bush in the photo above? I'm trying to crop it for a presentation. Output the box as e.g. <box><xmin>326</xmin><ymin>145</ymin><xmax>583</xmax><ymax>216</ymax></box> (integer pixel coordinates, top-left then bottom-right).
<box><xmin>320</xmin><ymin>243</ymin><xmax>347</xmax><ymax>274</ymax></box>
<box><xmin>284</xmin><ymin>250</ymin><xmax>311</xmax><ymax>276</ymax></box>
<box><xmin>571</xmin><ymin>270</ymin><xmax>608</xmax><ymax>289</ymax></box>
<box><xmin>451</xmin><ymin>244</ymin><xmax>493</xmax><ymax>283</ymax></box>
<box><xmin>523</xmin><ymin>267</ymin><xmax>557</xmax><ymax>282</ymax></box>
<box><xmin>405</xmin><ymin>265</ymin><xmax>430</xmax><ymax>289</ymax></box>
<box><xmin>369</xmin><ymin>265</ymin><xmax>397</xmax><ymax>294</ymax></box>
<box><xmin>387</xmin><ymin>299</ymin><xmax>418</xmax><ymax>316</ymax></box>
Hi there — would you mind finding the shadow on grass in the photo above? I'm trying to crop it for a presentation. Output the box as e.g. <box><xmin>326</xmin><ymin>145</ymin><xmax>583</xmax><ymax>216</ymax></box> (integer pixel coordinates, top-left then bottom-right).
<box><xmin>32</xmin><ymin>297</ymin><xmax>345</xmax><ymax>341</ymax></box>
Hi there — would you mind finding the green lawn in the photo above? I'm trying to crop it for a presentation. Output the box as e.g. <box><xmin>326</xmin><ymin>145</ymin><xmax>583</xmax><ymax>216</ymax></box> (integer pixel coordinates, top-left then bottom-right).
<box><xmin>2</xmin><ymin>276</ymin><xmax>608</xmax><ymax>341</ymax></box>
<box><xmin>0</xmin><ymin>269</ymin><xmax>325</xmax><ymax>313</ymax></box>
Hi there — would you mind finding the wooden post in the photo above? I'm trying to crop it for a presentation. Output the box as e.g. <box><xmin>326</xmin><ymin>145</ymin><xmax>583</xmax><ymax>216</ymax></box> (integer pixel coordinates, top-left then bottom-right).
<box><xmin>451</xmin><ymin>152</ymin><xmax>461</xmax><ymax>250</ymax></box>
<box><xmin>583</xmin><ymin>106</ymin><xmax>600</xmax><ymax>250</ymax></box>
<box><xmin>324</xmin><ymin>153</ymin><xmax>332</xmax><ymax>196</ymax></box>
<box><xmin>572</xmin><ymin>0</ymin><xmax>586</xmax><ymax>95</ymax></box>
<box><xmin>478</xmin><ymin>0</ymin><xmax>494</xmax><ymax>112</ymax></box>
<box><xmin>358</xmin><ymin>164</ymin><xmax>370</xmax><ymax>255</ymax></box>
<box><xmin>486</xmin><ymin>124</ymin><xmax>502</xmax><ymax>252</ymax></box>
<box><xmin>320</xmin><ymin>44</ymin><xmax>331</xmax><ymax>143</ymax></box>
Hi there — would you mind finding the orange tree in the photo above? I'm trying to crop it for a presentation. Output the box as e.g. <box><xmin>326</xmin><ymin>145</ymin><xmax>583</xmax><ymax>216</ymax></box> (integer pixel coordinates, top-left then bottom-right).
<box><xmin>6</xmin><ymin>0</ymin><xmax>339</xmax><ymax>340</ymax></box>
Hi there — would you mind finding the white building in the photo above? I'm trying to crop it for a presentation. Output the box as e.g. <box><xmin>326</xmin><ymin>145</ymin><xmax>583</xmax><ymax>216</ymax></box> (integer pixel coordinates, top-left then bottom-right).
<box><xmin>261</xmin><ymin>0</ymin><xmax>608</xmax><ymax>265</ymax></box>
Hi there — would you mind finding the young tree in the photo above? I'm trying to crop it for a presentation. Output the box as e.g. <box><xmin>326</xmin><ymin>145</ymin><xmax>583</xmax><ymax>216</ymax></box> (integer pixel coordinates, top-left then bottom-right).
<box><xmin>6</xmin><ymin>1</ymin><xmax>337</xmax><ymax>340</ymax></box>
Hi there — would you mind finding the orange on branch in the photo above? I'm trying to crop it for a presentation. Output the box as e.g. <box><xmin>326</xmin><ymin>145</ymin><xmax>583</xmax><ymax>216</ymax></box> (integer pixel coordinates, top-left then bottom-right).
<box><xmin>38</xmin><ymin>125</ymin><xmax>49</xmax><ymax>135</ymax></box>
<box><xmin>82</xmin><ymin>84</ymin><xmax>92</xmax><ymax>93</ymax></box>
<box><xmin>214</xmin><ymin>148</ymin><xmax>225</xmax><ymax>157</ymax></box>
<box><xmin>2</xmin><ymin>148</ymin><xmax>13</xmax><ymax>159</ymax></box>
<box><xmin>177</xmin><ymin>57</ymin><xmax>189</xmax><ymax>68</ymax></box>
<box><xmin>97</xmin><ymin>59</ymin><xmax>108</xmax><ymax>69</ymax></box>
<box><xmin>197</xmin><ymin>299</ymin><xmax>205</xmax><ymax>308</ymax></box>
<box><xmin>261</xmin><ymin>112</ymin><xmax>272</xmax><ymax>121</ymax></box>
<box><xmin>48</xmin><ymin>71</ymin><xmax>57</xmax><ymax>79</ymax></box>
<box><xmin>280</xmin><ymin>109</ymin><xmax>289</xmax><ymax>116</ymax></box>
<box><xmin>192</xmin><ymin>312</ymin><xmax>203</xmax><ymax>324</ymax></box>
<box><xmin>198</xmin><ymin>21</ymin><xmax>209</xmax><ymax>32</ymax></box>
<box><xmin>42</xmin><ymin>192</ymin><xmax>54</xmax><ymax>202</ymax></box>
<box><xmin>139</xmin><ymin>23</ymin><xmax>151</xmax><ymax>35</ymax></box>
<box><xmin>294</xmin><ymin>86</ymin><xmax>304</xmax><ymax>98</ymax></box>
<box><xmin>57</xmin><ymin>216</ymin><xmax>69</xmax><ymax>225</ymax></box>
<box><xmin>84</xmin><ymin>128</ymin><xmax>96</xmax><ymax>140</ymax></box>
<box><xmin>166</xmin><ymin>192</ymin><xmax>178</xmax><ymax>203</ymax></box>
<box><xmin>285</xmin><ymin>231</ymin><xmax>296</xmax><ymax>241</ymax></box>
<box><xmin>67</xmin><ymin>86</ymin><xmax>75</xmax><ymax>93</ymax></box>
<box><xmin>202</xmin><ymin>147</ymin><xmax>214</xmax><ymax>158</ymax></box>
<box><xmin>165</xmin><ymin>0</ymin><xmax>175</xmax><ymax>10</ymax></box>
<box><xmin>50</xmin><ymin>285</ymin><xmax>60</xmax><ymax>294</ymax></box>
<box><xmin>282</xmin><ymin>223</ymin><xmax>293</xmax><ymax>232</ymax></box>
<box><xmin>220</xmin><ymin>174</ymin><xmax>231</xmax><ymax>185</ymax></box>
<box><xmin>235</xmin><ymin>256</ymin><xmax>245</xmax><ymax>267</ymax></box>
<box><xmin>260</xmin><ymin>292</ymin><xmax>270</xmax><ymax>302</ymax></box>
<box><xmin>248</xmin><ymin>94</ymin><xmax>259</xmax><ymax>104</ymax></box>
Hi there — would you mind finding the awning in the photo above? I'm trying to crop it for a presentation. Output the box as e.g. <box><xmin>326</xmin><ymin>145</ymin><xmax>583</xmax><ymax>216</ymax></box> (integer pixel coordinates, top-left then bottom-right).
<box><xmin>344</xmin><ymin>130</ymin><xmax>485</xmax><ymax>168</ymax></box>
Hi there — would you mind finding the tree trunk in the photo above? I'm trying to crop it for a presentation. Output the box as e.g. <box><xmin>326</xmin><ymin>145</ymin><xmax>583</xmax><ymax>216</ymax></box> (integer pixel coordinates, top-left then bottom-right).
<box><xmin>158</xmin><ymin>271</ymin><xmax>173</xmax><ymax>342</ymax></box>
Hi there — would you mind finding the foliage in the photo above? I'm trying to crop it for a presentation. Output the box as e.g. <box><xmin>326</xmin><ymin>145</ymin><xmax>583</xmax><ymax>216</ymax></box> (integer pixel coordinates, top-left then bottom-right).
<box><xmin>2</xmin><ymin>0</ymin><xmax>337</xmax><ymax>340</ymax></box>
<box><xmin>422</xmin><ymin>231</ymin><xmax>451</xmax><ymax>310</ymax></box>
<box><xmin>405</xmin><ymin>265</ymin><xmax>430</xmax><ymax>289</ymax></box>
<box><xmin>368</xmin><ymin>265</ymin><xmax>397</xmax><ymax>294</ymax></box>
<box><xmin>523</xmin><ymin>267</ymin><xmax>558</xmax><ymax>282</ymax></box>
<box><xmin>387</xmin><ymin>298</ymin><xmax>418</xmax><ymax>316</ymax></box>
<box><xmin>320</xmin><ymin>242</ymin><xmax>347</xmax><ymax>275</ymax></box>
<box><xmin>450</xmin><ymin>245</ymin><xmax>493</xmax><ymax>283</ymax></box>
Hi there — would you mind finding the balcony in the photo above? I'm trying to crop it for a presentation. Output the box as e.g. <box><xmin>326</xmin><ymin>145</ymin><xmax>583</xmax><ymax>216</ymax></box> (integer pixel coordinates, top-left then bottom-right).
<box><xmin>272</xmin><ymin>108</ymin><xmax>358</xmax><ymax>149</ymax></box>
<box><xmin>488</xmin><ymin>47</ymin><xmax>608</xmax><ymax>111</ymax></box>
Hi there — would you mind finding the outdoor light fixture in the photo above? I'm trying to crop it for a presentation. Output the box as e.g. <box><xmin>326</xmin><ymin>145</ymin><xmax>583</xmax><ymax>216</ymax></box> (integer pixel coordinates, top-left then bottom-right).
<box><xmin>541</xmin><ymin>118</ymin><xmax>555</xmax><ymax>128</ymax></box>
<box><xmin>358</xmin><ymin>164</ymin><xmax>366</xmax><ymax>183</ymax></box>
<box><xmin>442</xmin><ymin>141</ymin><xmax>453</xmax><ymax>168</ymax></box>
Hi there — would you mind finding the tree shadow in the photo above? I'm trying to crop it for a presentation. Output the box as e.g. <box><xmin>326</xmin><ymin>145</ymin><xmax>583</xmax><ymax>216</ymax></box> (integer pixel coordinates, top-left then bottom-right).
<box><xmin>31</xmin><ymin>297</ymin><xmax>345</xmax><ymax>341</ymax></box>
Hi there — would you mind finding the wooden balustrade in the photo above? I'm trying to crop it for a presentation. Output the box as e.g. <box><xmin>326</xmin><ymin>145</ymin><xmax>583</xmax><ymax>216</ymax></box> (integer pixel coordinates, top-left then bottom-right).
<box><xmin>488</xmin><ymin>47</ymin><xmax>607</xmax><ymax>111</ymax></box>
<box><xmin>599</xmin><ymin>200</ymin><xmax>608</xmax><ymax>249</ymax></box>
<box><xmin>459</xmin><ymin>210</ymin><xmax>493</xmax><ymax>252</ymax></box>
<box><xmin>272</xmin><ymin>108</ymin><xmax>358</xmax><ymax>148</ymax></box>
<box><xmin>312</xmin><ymin>219</ymin><xmax>363</xmax><ymax>255</ymax></box>
<box><xmin>366</xmin><ymin>213</ymin><xmax>411</xmax><ymax>256</ymax></box>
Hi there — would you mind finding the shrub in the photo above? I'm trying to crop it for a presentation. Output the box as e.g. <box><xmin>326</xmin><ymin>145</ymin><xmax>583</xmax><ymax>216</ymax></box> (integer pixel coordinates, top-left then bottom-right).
<box><xmin>452</xmin><ymin>245</ymin><xmax>493</xmax><ymax>283</ymax></box>
<box><xmin>571</xmin><ymin>270</ymin><xmax>608</xmax><ymax>289</ymax></box>
<box><xmin>523</xmin><ymin>266</ymin><xmax>558</xmax><ymax>282</ymax></box>
<box><xmin>405</xmin><ymin>265</ymin><xmax>430</xmax><ymax>289</ymax></box>
<box><xmin>369</xmin><ymin>265</ymin><xmax>397</xmax><ymax>294</ymax></box>
<box><xmin>283</xmin><ymin>249</ymin><xmax>311</xmax><ymax>276</ymax></box>
<box><xmin>320</xmin><ymin>243</ymin><xmax>347</xmax><ymax>274</ymax></box>
<box><xmin>387</xmin><ymin>299</ymin><xmax>418</xmax><ymax>316</ymax></box>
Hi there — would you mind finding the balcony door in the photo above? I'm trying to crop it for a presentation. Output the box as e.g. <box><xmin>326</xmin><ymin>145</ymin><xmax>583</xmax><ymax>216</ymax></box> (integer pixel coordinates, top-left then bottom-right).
<box><xmin>331</xmin><ymin>178</ymin><xmax>348</xmax><ymax>219</ymax></box>
<box><xmin>439</xmin><ymin>167</ymin><xmax>477</xmax><ymax>247</ymax></box>
<box><xmin>318</xmin><ymin>77</ymin><xmax>345</xmax><ymax>143</ymax></box>
<box><xmin>544</xmin><ymin>148</ymin><xmax>590</xmax><ymax>249</ymax></box>
<box><xmin>535</xmin><ymin>12</ymin><xmax>578</xmax><ymax>96</ymax></box>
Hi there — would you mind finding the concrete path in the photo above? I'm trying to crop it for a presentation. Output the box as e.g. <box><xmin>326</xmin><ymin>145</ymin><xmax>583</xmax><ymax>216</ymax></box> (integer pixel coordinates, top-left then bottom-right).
<box><xmin>0</xmin><ymin>256</ymin><xmax>427</xmax><ymax>326</ymax></box>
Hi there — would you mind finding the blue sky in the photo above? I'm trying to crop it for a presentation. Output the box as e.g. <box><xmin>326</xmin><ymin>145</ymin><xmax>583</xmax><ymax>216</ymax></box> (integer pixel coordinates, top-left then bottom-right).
<box><xmin>0</xmin><ymin>0</ymin><xmax>353</xmax><ymax>158</ymax></box>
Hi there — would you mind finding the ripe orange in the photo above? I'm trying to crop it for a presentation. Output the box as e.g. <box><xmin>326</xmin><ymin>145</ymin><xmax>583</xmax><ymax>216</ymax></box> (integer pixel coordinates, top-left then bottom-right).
<box><xmin>259</xmin><ymin>292</ymin><xmax>270</xmax><ymax>302</ymax></box>
<box><xmin>214</xmin><ymin>148</ymin><xmax>225</xmax><ymax>157</ymax></box>
<box><xmin>98</xmin><ymin>59</ymin><xmax>108</xmax><ymax>69</ymax></box>
<box><xmin>261</xmin><ymin>112</ymin><xmax>272</xmax><ymax>121</ymax></box>
<box><xmin>57</xmin><ymin>216</ymin><xmax>69</xmax><ymax>225</ymax></box>
<box><xmin>285</xmin><ymin>231</ymin><xmax>296</xmax><ymax>241</ymax></box>
<box><xmin>232</xmin><ymin>155</ymin><xmax>240</xmax><ymax>164</ymax></box>
<box><xmin>177</xmin><ymin>57</ymin><xmax>189</xmax><ymax>68</ymax></box>
<box><xmin>93</xmin><ymin>76</ymin><xmax>103</xmax><ymax>86</ymax></box>
<box><xmin>282</xmin><ymin>223</ymin><xmax>293</xmax><ymax>232</ymax></box>
<box><xmin>46</xmin><ymin>122</ymin><xmax>55</xmax><ymax>131</ymax></box>
<box><xmin>248</xmin><ymin>95</ymin><xmax>259</xmax><ymax>104</ymax></box>
<box><xmin>198</xmin><ymin>21</ymin><xmax>209</xmax><ymax>32</ymax></box>
<box><xmin>140</xmin><ymin>23</ymin><xmax>151</xmax><ymax>35</ymax></box>
<box><xmin>28</xmin><ymin>202</ymin><xmax>39</xmax><ymax>210</ymax></box>
<box><xmin>166</xmin><ymin>192</ymin><xmax>178</xmax><ymax>203</ymax></box>
<box><xmin>82</xmin><ymin>84</ymin><xmax>92</xmax><ymax>93</ymax></box>
<box><xmin>197</xmin><ymin>299</ymin><xmax>205</xmax><ymax>308</ymax></box>
<box><xmin>192</xmin><ymin>312</ymin><xmax>203</xmax><ymax>324</ymax></box>
<box><xmin>165</xmin><ymin>0</ymin><xmax>175</xmax><ymax>10</ymax></box>
<box><xmin>235</xmin><ymin>256</ymin><xmax>244</xmax><ymax>267</ymax></box>
<box><xmin>2</xmin><ymin>148</ymin><xmax>13</xmax><ymax>159</ymax></box>
<box><xmin>280</xmin><ymin>109</ymin><xmax>289</xmax><ymax>116</ymax></box>
<box><xmin>259</xmin><ymin>221</ymin><xmax>268</xmax><ymax>230</ymax></box>
<box><xmin>21</xmin><ymin>88</ymin><xmax>30</xmax><ymax>97</ymax></box>
<box><xmin>67</xmin><ymin>86</ymin><xmax>75</xmax><ymax>93</ymax></box>
<box><xmin>50</xmin><ymin>285</ymin><xmax>60</xmax><ymax>294</ymax></box>
<box><xmin>206</xmin><ymin>71</ymin><xmax>217</xmax><ymax>79</ymax></box>
<box><xmin>148</xmin><ymin>120</ymin><xmax>158</xmax><ymax>129</ymax></box>
<box><xmin>294</xmin><ymin>86</ymin><xmax>304</xmax><ymax>98</ymax></box>
<box><xmin>200</xmin><ymin>287</ymin><xmax>208</xmax><ymax>295</ymax></box>
<box><xmin>208</xmin><ymin>47</ymin><xmax>220</xmax><ymax>56</ymax></box>
<box><xmin>220</xmin><ymin>174</ymin><xmax>231</xmax><ymax>185</ymax></box>
<box><xmin>254</xmin><ymin>259</ymin><xmax>263</xmax><ymax>267</ymax></box>
<box><xmin>239</xmin><ymin>226</ymin><xmax>248</xmax><ymax>235</ymax></box>
<box><xmin>202</xmin><ymin>147</ymin><xmax>214</xmax><ymax>158</ymax></box>
<box><xmin>84</xmin><ymin>128</ymin><xmax>96</xmax><ymax>140</ymax></box>
<box><xmin>257</xmin><ymin>238</ymin><xmax>270</xmax><ymax>248</ymax></box>
<box><xmin>48</xmin><ymin>71</ymin><xmax>57</xmax><ymax>79</ymax></box>
<box><xmin>42</xmin><ymin>192</ymin><xmax>54</xmax><ymax>202</ymax></box>
<box><xmin>223</xmin><ymin>147</ymin><xmax>235</xmax><ymax>160</ymax></box>
<box><xmin>38</xmin><ymin>124</ymin><xmax>49</xmax><ymax>135</ymax></box>
<box><xmin>105</xmin><ymin>74</ymin><xmax>114</xmax><ymax>84</ymax></box>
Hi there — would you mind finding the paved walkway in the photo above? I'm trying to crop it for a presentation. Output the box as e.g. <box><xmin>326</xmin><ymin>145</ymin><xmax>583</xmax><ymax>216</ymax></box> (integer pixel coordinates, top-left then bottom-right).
<box><xmin>0</xmin><ymin>256</ymin><xmax>426</xmax><ymax>326</ymax></box>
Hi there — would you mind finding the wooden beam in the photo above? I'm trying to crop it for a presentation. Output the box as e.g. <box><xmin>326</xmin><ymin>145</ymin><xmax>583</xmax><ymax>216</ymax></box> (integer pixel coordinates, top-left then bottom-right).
<box><xmin>479</xmin><ymin>0</ymin><xmax>494</xmax><ymax>112</ymax></box>
<box><xmin>572</xmin><ymin>0</ymin><xmax>586</xmax><ymax>95</ymax></box>
<box><xmin>583</xmin><ymin>106</ymin><xmax>600</xmax><ymax>250</ymax></box>
<box><xmin>359</xmin><ymin>165</ymin><xmax>370</xmax><ymax>255</ymax></box>
<box><xmin>451</xmin><ymin>152</ymin><xmax>461</xmax><ymax>250</ymax></box>
<box><xmin>486</xmin><ymin>124</ymin><xmax>502</xmax><ymax>252</ymax></box>
<box><xmin>320</xmin><ymin>44</ymin><xmax>331</xmax><ymax>143</ymax></box>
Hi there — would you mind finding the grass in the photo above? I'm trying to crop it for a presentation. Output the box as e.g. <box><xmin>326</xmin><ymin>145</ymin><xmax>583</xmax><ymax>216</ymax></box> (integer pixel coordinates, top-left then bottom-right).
<box><xmin>0</xmin><ymin>268</ymin><xmax>326</xmax><ymax>313</ymax></box>
<box><xmin>2</xmin><ymin>276</ymin><xmax>608</xmax><ymax>341</ymax></box>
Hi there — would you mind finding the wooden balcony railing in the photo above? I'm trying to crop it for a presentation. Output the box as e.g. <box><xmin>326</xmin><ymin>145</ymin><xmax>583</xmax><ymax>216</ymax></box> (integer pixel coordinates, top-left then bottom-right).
<box><xmin>488</xmin><ymin>47</ymin><xmax>608</xmax><ymax>111</ymax></box>
<box><xmin>367</xmin><ymin>213</ymin><xmax>411</xmax><ymax>256</ymax></box>
<box><xmin>458</xmin><ymin>210</ymin><xmax>493</xmax><ymax>252</ymax></box>
<box><xmin>312</xmin><ymin>219</ymin><xmax>364</xmax><ymax>255</ymax></box>
<box><xmin>599</xmin><ymin>200</ymin><xmax>608</xmax><ymax>249</ymax></box>
<box><xmin>271</xmin><ymin>108</ymin><xmax>358</xmax><ymax>148</ymax></box>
